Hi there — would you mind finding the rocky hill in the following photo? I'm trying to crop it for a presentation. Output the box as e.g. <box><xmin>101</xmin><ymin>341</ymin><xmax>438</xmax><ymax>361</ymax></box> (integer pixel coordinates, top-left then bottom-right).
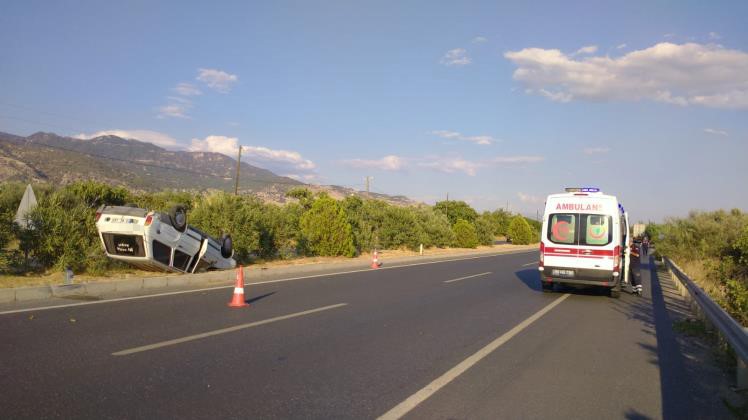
<box><xmin>0</xmin><ymin>131</ymin><xmax>415</xmax><ymax>205</ymax></box>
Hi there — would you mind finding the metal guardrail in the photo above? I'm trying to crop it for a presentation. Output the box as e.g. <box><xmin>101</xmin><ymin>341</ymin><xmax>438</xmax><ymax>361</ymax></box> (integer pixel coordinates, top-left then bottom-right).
<box><xmin>664</xmin><ymin>257</ymin><xmax>748</xmax><ymax>388</ymax></box>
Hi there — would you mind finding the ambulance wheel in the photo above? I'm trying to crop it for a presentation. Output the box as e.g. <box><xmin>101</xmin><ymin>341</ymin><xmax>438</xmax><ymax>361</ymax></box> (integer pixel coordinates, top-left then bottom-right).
<box><xmin>220</xmin><ymin>234</ymin><xmax>233</xmax><ymax>258</ymax></box>
<box><xmin>541</xmin><ymin>282</ymin><xmax>554</xmax><ymax>293</ymax></box>
<box><xmin>168</xmin><ymin>205</ymin><xmax>187</xmax><ymax>232</ymax></box>
<box><xmin>610</xmin><ymin>283</ymin><xmax>621</xmax><ymax>299</ymax></box>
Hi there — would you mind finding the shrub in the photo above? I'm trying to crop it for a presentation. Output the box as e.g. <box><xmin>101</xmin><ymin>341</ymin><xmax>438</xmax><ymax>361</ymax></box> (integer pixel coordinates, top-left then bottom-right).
<box><xmin>413</xmin><ymin>206</ymin><xmax>454</xmax><ymax>248</ymax></box>
<box><xmin>507</xmin><ymin>216</ymin><xmax>534</xmax><ymax>245</ymax></box>
<box><xmin>300</xmin><ymin>196</ymin><xmax>355</xmax><ymax>257</ymax></box>
<box><xmin>189</xmin><ymin>192</ymin><xmax>264</xmax><ymax>262</ymax></box>
<box><xmin>25</xmin><ymin>192</ymin><xmax>98</xmax><ymax>272</ymax></box>
<box><xmin>452</xmin><ymin>219</ymin><xmax>478</xmax><ymax>248</ymax></box>
<box><xmin>474</xmin><ymin>215</ymin><xmax>495</xmax><ymax>246</ymax></box>
<box><xmin>378</xmin><ymin>206</ymin><xmax>424</xmax><ymax>250</ymax></box>
<box><xmin>656</xmin><ymin>210</ymin><xmax>748</xmax><ymax>326</ymax></box>
<box><xmin>434</xmin><ymin>200</ymin><xmax>478</xmax><ymax>226</ymax></box>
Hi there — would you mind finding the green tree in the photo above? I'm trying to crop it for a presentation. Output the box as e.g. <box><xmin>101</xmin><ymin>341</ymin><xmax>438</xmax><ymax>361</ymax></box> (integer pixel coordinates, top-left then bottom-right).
<box><xmin>378</xmin><ymin>206</ymin><xmax>424</xmax><ymax>250</ymax></box>
<box><xmin>300</xmin><ymin>196</ymin><xmax>355</xmax><ymax>257</ymax></box>
<box><xmin>452</xmin><ymin>219</ymin><xmax>478</xmax><ymax>248</ymax></box>
<box><xmin>483</xmin><ymin>209</ymin><xmax>512</xmax><ymax>236</ymax></box>
<box><xmin>507</xmin><ymin>216</ymin><xmax>535</xmax><ymax>245</ymax></box>
<box><xmin>286</xmin><ymin>187</ymin><xmax>315</xmax><ymax>210</ymax></box>
<box><xmin>434</xmin><ymin>200</ymin><xmax>478</xmax><ymax>226</ymax></box>
<box><xmin>131</xmin><ymin>190</ymin><xmax>195</xmax><ymax>212</ymax></box>
<box><xmin>474</xmin><ymin>214</ymin><xmax>495</xmax><ymax>246</ymax></box>
<box><xmin>413</xmin><ymin>206</ymin><xmax>454</xmax><ymax>248</ymax></box>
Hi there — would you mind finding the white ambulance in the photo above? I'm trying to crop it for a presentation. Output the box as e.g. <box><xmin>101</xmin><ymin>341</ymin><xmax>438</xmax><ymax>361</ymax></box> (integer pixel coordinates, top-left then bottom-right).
<box><xmin>538</xmin><ymin>188</ymin><xmax>630</xmax><ymax>298</ymax></box>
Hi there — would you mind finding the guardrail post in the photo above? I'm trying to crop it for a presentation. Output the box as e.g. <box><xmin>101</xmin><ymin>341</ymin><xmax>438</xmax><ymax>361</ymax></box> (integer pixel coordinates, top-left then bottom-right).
<box><xmin>740</xmin><ymin>328</ymin><xmax>748</xmax><ymax>389</ymax></box>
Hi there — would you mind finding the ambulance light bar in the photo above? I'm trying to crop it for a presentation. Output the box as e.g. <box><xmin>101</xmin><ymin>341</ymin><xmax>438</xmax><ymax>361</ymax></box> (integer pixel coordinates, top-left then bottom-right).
<box><xmin>565</xmin><ymin>187</ymin><xmax>600</xmax><ymax>193</ymax></box>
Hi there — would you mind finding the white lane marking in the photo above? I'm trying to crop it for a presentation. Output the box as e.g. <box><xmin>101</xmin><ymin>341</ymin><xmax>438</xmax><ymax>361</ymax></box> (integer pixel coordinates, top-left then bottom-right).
<box><xmin>377</xmin><ymin>294</ymin><xmax>570</xmax><ymax>420</ymax></box>
<box><xmin>521</xmin><ymin>261</ymin><xmax>539</xmax><ymax>267</ymax></box>
<box><xmin>112</xmin><ymin>303</ymin><xmax>348</xmax><ymax>356</ymax></box>
<box><xmin>0</xmin><ymin>250</ymin><xmax>535</xmax><ymax>315</ymax></box>
<box><xmin>443</xmin><ymin>272</ymin><xmax>492</xmax><ymax>284</ymax></box>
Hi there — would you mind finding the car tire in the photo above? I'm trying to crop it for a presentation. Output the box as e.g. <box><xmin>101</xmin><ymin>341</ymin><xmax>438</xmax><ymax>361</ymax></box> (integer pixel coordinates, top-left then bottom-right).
<box><xmin>168</xmin><ymin>205</ymin><xmax>187</xmax><ymax>232</ymax></box>
<box><xmin>220</xmin><ymin>234</ymin><xmax>233</xmax><ymax>258</ymax></box>
<box><xmin>610</xmin><ymin>282</ymin><xmax>621</xmax><ymax>299</ymax></box>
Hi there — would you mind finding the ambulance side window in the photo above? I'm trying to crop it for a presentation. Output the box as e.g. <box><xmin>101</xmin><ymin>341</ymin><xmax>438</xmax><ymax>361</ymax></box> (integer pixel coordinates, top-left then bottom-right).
<box><xmin>548</xmin><ymin>214</ymin><xmax>576</xmax><ymax>244</ymax></box>
<box><xmin>581</xmin><ymin>214</ymin><xmax>613</xmax><ymax>246</ymax></box>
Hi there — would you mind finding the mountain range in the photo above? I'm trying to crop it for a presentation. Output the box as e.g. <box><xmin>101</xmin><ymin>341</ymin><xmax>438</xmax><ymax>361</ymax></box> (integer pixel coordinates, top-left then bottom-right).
<box><xmin>0</xmin><ymin>131</ymin><xmax>414</xmax><ymax>205</ymax></box>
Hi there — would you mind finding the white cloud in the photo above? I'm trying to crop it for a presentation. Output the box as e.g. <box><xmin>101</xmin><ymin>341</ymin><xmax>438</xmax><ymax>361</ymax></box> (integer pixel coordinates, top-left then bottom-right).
<box><xmin>196</xmin><ymin>68</ymin><xmax>238</xmax><ymax>93</ymax></box>
<box><xmin>440</xmin><ymin>48</ymin><xmax>471</xmax><ymax>66</ymax></box>
<box><xmin>574</xmin><ymin>45</ymin><xmax>598</xmax><ymax>55</ymax></box>
<box><xmin>340</xmin><ymin>153</ymin><xmax>544</xmax><ymax>177</ymax></box>
<box><xmin>173</xmin><ymin>82</ymin><xmax>202</xmax><ymax>96</ymax></box>
<box><xmin>242</xmin><ymin>145</ymin><xmax>316</xmax><ymax>171</ymax></box>
<box><xmin>583</xmin><ymin>147</ymin><xmax>611</xmax><ymax>155</ymax></box>
<box><xmin>342</xmin><ymin>155</ymin><xmax>405</xmax><ymax>171</ymax></box>
<box><xmin>518</xmin><ymin>192</ymin><xmax>543</xmax><ymax>204</ymax></box>
<box><xmin>188</xmin><ymin>135</ymin><xmax>239</xmax><ymax>156</ymax></box>
<box><xmin>432</xmin><ymin>130</ymin><xmax>495</xmax><ymax>145</ymax></box>
<box><xmin>418</xmin><ymin>156</ymin><xmax>482</xmax><ymax>176</ymax></box>
<box><xmin>504</xmin><ymin>42</ymin><xmax>748</xmax><ymax>109</ymax></box>
<box><xmin>616</xmin><ymin>43</ymin><xmax>627</xmax><ymax>50</ymax></box>
<box><xmin>285</xmin><ymin>174</ymin><xmax>320</xmax><ymax>183</ymax></box>
<box><xmin>472</xmin><ymin>36</ymin><xmax>488</xmax><ymax>44</ymax></box>
<box><xmin>74</xmin><ymin>129</ymin><xmax>180</xmax><ymax>148</ymax></box>
<box><xmin>490</xmin><ymin>155</ymin><xmax>545</xmax><ymax>164</ymax></box>
<box><xmin>157</xmin><ymin>98</ymin><xmax>192</xmax><ymax>119</ymax></box>
<box><xmin>709</xmin><ymin>32</ymin><xmax>722</xmax><ymax>40</ymax></box>
<box><xmin>704</xmin><ymin>128</ymin><xmax>728</xmax><ymax>136</ymax></box>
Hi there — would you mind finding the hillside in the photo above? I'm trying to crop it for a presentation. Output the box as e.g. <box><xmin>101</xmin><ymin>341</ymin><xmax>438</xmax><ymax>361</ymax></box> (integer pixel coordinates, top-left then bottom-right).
<box><xmin>0</xmin><ymin>131</ymin><xmax>415</xmax><ymax>205</ymax></box>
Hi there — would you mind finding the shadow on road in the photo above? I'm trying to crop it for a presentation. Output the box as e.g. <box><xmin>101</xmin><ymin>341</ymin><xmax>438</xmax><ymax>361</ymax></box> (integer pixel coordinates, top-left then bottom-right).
<box><xmin>609</xmin><ymin>256</ymin><xmax>730</xmax><ymax>419</ymax></box>
<box><xmin>515</xmin><ymin>268</ymin><xmax>541</xmax><ymax>291</ymax></box>
<box><xmin>514</xmin><ymin>268</ymin><xmax>613</xmax><ymax>297</ymax></box>
<box><xmin>246</xmin><ymin>291</ymin><xmax>276</xmax><ymax>305</ymax></box>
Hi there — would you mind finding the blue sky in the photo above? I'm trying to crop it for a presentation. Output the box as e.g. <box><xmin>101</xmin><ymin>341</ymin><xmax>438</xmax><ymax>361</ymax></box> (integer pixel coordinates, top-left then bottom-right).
<box><xmin>1</xmin><ymin>1</ymin><xmax>747</xmax><ymax>222</ymax></box>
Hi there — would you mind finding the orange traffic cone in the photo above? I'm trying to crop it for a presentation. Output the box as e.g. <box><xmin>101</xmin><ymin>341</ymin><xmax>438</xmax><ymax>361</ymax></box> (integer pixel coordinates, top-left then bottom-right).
<box><xmin>371</xmin><ymin>250</ymin><xmax>382</xmax><ymax>269</ymax></box>
<box><xmin>228</xmin><ymin>266</ymin><xmax>249</xmax><ymax>308</ymax></box>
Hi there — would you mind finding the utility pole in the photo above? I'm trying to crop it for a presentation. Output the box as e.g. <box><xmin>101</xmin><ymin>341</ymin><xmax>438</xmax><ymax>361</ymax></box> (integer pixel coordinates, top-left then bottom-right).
<box><xmin>234</xmin><ymin>146</ymin><xmax>242</xmax><ymax>195</ymax></box>
<box><xmin>446</xmin><ymin>192</ymin><xmax>449</xmax><ymax>222</ymax></box>
<box><xmin>365</xmin><ymin>176</ymin><xmax>372</xmax><ymax>199</ymax></box>
<box><xmin>506</xmin><ymin>200</ymin><xmax>509</xmax><ymax>213</ymax></box>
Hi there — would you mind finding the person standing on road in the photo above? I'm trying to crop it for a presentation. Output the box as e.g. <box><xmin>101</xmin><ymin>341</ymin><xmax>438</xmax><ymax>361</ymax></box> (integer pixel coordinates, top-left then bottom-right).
<box><xmin>642</xmin><ymin>237</ymin><xmax>649</xmax><ymax>256</ymax></box>
<box><xmin>629</xmin><ymin>243</ymin><xmax>643</xmax><ymax>295</ymax></box>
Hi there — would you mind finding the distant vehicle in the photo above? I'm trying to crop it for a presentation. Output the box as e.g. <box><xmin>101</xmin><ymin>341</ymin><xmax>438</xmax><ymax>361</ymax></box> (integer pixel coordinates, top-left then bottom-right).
<box><xmin>95</xmin><ymin>205</ymin><xmax>235</xmax><ymax>273</ymax></box>
<box><xmin>538</xmin><ymin>187</ymin><xmax>631</xmax><ymax>298</ymax></box>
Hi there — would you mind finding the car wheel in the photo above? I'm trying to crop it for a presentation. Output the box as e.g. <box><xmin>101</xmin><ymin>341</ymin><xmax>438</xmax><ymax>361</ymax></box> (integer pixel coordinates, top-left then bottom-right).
<box><xmin>541</xmin><ymin>282</ymin><xmax>553</xmax><ymax>293</ymax></box>
<box><xmin>610</xmin><ymin>282</ymin><xmax>621</xmax><ymax>298</ymax></box>
<box><xmin>168</xmin><ymin>205</ymin><xmax>187</xmax><ymax>232</ymax></box>
<box><xmin>220</xmin><ymin>234</ymin><xmax>233</xmax><ymax>258</ymax></box>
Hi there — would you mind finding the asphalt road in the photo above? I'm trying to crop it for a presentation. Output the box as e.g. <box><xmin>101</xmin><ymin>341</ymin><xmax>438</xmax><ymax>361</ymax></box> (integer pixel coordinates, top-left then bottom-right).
<box><xmin>0</xmin><ymin>251</ymin><xmax>730</xmax><ymax>419</ymax></box>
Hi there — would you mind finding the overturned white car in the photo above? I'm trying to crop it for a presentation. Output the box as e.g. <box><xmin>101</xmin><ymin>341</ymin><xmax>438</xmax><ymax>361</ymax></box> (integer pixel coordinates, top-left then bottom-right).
<box><xmin>95</xmin><ymin>205</ymin><xmax>235</xmax><ymax>273</ymax></box>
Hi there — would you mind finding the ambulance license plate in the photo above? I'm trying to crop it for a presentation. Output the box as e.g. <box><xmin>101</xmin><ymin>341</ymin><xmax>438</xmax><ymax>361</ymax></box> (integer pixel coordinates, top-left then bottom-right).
<box><xmin>552</xmin><ymin>269</ymin><xmax>574</xmax><ymax>277</ymax></box>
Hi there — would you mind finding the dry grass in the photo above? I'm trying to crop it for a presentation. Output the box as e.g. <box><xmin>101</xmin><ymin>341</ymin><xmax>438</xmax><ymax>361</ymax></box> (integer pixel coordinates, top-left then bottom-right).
<box><xmin>675</xmin><ymin>258</ymin><xmax>726</xmax><ymax>302</ymax></box>
<box><xmin>0</xmin><ymin>267</ymin><xmax>176</xmax><ymax>289</ymax></box>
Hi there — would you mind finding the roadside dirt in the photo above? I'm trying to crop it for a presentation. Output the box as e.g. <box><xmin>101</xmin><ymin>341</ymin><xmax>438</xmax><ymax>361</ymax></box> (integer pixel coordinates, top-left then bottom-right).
<box><xmin>0</xmin><ymin>243</ymin><xmax>536</xmax><ymax>288</ymax></box>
